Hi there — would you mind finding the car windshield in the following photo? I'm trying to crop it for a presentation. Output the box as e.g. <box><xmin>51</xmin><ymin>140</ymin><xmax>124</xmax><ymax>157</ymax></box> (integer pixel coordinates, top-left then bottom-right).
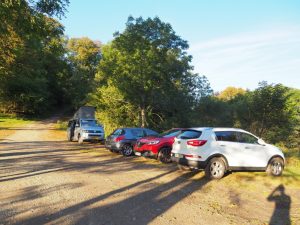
<box><xmin>81</xmin><ymin>120</ymin><xmax>98</xmax><ymax>127</ymax></box>
<box><xmin>161</xmin><ymin>129</ymin><xmax>181</xmax><ymax>138</ymax></box>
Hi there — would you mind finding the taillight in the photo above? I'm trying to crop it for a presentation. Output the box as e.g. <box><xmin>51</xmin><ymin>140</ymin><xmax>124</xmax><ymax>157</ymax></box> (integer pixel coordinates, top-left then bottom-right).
<box><xmin>187</xmin><ymin>140</ymin><xmax>207</xmax><ymax>147</ymax></box>
<box><xmin>115</xmin><ymin>135</ymin><xmax>125</xmax><ymax>142</ymax></box>
<box><xmin>184</xmin><ymin>154</ymin><xmax>202</xmax><ymax>158</ymax></box>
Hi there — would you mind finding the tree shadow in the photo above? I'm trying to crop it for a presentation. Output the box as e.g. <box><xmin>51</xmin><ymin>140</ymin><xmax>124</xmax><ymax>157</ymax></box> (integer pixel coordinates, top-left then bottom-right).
<box><xmin>0</xmin><ymin>140</ymin><xmax>176</xmax><ymax>183</ymax></box>
<box><xmin>18</xmin><ymin>171</ymin><xmax>209</xmax><ymax>225</ymax></box>
<box><xmin>267</xmin><ymin>184</ymin><xmax>291</xmax><ymax>225</ymax></box>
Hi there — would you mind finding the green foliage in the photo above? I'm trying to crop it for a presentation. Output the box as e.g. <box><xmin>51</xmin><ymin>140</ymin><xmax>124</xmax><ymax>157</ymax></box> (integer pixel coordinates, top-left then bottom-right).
<box><xmin>92</xmin><ymin>16</ymin><xmax>212</xmax><ymax>132</ymax></box>
<box><xmin>89</xmin><ymin>84</ymin><xmax>140</xmax><ymax>135</ymax></box>
<box><xmin>194</xmin><ymin>83</ymin><xmax>299</xmax><ymax>147</ymax></box>
<box><xmin>66</xmin><ymin>37</ymin><xmax>102</xmax><ymax>108</ymax></box>
<box><xmin>234</xmin><ymin>82</ymin><xmax>293</xmax><ymax>143</ymax></box>
<box><xmin>0</xmin><ymin>0</ymin><xmax>70</xmax><ymax>114</ymax></box>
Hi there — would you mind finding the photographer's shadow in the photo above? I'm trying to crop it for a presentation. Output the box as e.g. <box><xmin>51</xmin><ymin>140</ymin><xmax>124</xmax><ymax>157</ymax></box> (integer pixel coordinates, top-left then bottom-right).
<box><xmin>267</xmin><ymin>184</ymin><xmax>291</xmax><ymax>225</ymax></box>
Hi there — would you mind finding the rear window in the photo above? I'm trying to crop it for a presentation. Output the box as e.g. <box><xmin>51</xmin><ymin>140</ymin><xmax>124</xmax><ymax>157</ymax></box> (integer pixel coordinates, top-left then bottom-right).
<box><xmin>130</xmin><ymin>129</ymin><xmax>145</xmax><ymax>138</ymax></box>
<box><xmin>112</xmin><ymin>129</ymin><xmax>124</xmax><ymax>136</ymax></box>
<box><xmin>177</xmin><ymin>130</ymin><xmax>202</xmax><ymax>139</ymax></box>
<box><xmin>215</xmin><ymin>131</ymin><xmax>238</xmax><ymax>142</ymax></box>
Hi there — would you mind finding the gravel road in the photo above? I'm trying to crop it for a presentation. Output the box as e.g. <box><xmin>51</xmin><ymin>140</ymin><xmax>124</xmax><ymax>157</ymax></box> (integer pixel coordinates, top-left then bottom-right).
<box><xmin>0</xmin><ymin>119</ymin><xmax>299</xmax><ymax>225</ymax></box>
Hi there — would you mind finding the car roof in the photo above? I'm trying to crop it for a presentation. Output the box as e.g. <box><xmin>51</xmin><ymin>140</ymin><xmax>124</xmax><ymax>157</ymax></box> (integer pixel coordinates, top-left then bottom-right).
<box><xmin>212</xmin><ymin>127</ymin><xmax>247</xmax><ymax>132</ymax></box>
<box><xmin>189</xmin><ymin>127</ymin><xmax>247</xmax><ymax>132</ymax></box>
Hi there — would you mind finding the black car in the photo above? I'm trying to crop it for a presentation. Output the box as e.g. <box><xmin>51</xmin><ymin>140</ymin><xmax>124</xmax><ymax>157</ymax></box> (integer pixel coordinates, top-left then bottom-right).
<box><xmin>105</xmin><ymin>128</ymin><xmax>158</xmax><ymax>156</ymax></box>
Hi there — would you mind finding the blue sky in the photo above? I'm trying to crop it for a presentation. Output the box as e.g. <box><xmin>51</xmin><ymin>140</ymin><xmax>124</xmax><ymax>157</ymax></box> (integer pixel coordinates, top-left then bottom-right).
<box><xmin>61</xmin><ymin>0</ymin><xmax>300</xmax><ymax>91</ymax></box>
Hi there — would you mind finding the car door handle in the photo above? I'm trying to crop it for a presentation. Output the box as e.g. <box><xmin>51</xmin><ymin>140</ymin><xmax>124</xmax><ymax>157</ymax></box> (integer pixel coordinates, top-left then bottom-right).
<box><xmin>244</xmin><ymin>147</ymin><xmax>250</xmax><ymax>149</ymax></box>
<box><xmin>220</xmin><ymin>145</ymin><xmax>226</xmax><ymax>147</ymax></box>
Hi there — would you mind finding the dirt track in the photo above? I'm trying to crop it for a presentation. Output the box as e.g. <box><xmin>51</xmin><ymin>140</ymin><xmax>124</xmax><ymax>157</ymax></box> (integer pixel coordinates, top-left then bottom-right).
<box><xmin>0</xmin><ymin>119</ymin><xmax>299</xmax><ymax>225</ymax></box>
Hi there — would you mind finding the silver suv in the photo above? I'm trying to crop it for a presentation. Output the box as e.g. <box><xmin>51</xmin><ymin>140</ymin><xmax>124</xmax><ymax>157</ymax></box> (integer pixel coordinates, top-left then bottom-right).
<box><xmin>171</xmin><ymin>128</ymin><xmax>285</xmax><ymax>179</ymax></box>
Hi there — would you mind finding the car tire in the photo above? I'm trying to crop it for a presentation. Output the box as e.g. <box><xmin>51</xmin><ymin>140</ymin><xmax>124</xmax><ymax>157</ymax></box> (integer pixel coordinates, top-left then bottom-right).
<box><xmin>266</xmin><ymin>157</ymin><xmax>284</xmax><ymax>176</ymax></box>
<box><xmin>205</xmin><ymin>157</ymin><xmax>226</xmax><ymax>180</ymax></box>
<box><xmin>158</xmin><ymin>147</ymin><xmax>172</xmax><ymax>163</ymax></box>
<box><xmin>177</xmin><ymin>164</ymin><xmax>193</xmax><ymax>171</ymax></box>
<box><xmin>122</xmin><ymin>144</ymin><xmax>133</xmax><ymax>156</ymax></box>
<box><xmin>78</xmin><ymin>134</ymin><xmax>83</xmax><ymax>144</ymax></box>
<box><xmin>67</xmin><ymin>133</ymin><xmax>73</xmax><ymax>142</ymax></box>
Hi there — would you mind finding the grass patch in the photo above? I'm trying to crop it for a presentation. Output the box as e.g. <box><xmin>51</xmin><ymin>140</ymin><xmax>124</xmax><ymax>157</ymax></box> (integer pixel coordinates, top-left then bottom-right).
<box><xmin>0</xmin><ymin>114</ymin><xmax>35</xmax><ymax>139</ymax></box>
<box><xmin>55</xmin><ymin>120</ymin><xmax>68</xmax><ymax>130</ymax></box>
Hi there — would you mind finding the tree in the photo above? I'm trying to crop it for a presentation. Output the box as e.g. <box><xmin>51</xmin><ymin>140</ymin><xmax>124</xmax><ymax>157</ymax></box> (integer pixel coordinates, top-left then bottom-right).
<box><xmin>66</xmin><ymin>37</ymin><xmax>101</xmax><ymax>108</ymax></box>
<box><xmin>0</xmin><ymin>0</ymin><xmax>70</xmax><ymax>114</ymax></box>
<box><xmin>233</xmin><ymin>82</ymin><xmax>293</xmax><ymax>142</ymax></box>
<box><xmin>217</xmin><ymin>86</ymin><xmax>246</xmax><ymax>101</ymax></box>
<box><xmin>96</xmin><ymin>16</ymin><xmax>211</xmax><ymax>129</ymax></box>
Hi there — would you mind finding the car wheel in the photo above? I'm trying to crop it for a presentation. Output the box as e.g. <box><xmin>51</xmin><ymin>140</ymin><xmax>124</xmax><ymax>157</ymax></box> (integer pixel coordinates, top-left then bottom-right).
<box><xmin>122</xmin><ymin>144</ymin><xmax>133</xmax><ymax>156</ymax></box>
<box><xmin>205</xmin><ymin>157</ymin><xmax>226</xmax><ymax>179</ymax></box>
<box><xmin>78</xmin><ymin>134</ymin><xmax>83</xmax><ymax>144</ymax></box>
<box><xmin>67</xmin><ymin>133</ymin><xmax>72</xmax><ymax>142</ymax></box>
<box><xmin>158</xmin><ymin>147</ymin><xmax>172</xmax><ymax>163</ymax></box>
<box><xmin>266</xmin><ymin>157</ymin><xmax>284</xmax><ymax>176</ymax></box>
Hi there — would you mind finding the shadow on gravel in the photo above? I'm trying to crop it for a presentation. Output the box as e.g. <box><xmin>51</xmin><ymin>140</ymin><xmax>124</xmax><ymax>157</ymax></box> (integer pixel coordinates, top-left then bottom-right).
<box><xmin>0</xmin><ymin>141</ymin><xmax>173</xmax><ymax>182</ymax></box>
<box><xmin>0</xmin><ymin>139</ymin><xmax>209</xmax><ymax>225</ymax></box>
<box><xmin>19</xmin><ymin>171</ymin><xmax>209</xmax><ymax>225</ymax></box>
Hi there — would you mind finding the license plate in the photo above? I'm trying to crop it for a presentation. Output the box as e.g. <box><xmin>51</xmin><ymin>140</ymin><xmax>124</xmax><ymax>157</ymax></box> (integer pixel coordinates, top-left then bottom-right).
<box><xmin>92</xmin><ymin>136</ymin><xmax>99</xmax><ymax>140</ymax></box>
<box><xmin>135</xmin><ymin>152</ymin><xmax>142</xmax><ymax>156</ymax></box>
<box><xmin>174</xmin><ymin>153</ymin><xmax>183</xmax><ymax>158</ymax></box>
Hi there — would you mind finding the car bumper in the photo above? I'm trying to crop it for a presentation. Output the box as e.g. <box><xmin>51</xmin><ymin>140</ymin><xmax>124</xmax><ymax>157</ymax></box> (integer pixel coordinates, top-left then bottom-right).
<box><xmin>134</xmin><ymin>150</ymin><xmax>156</xmax><ymax>157</ymax></box>
<box><xmin>82</xmin><ymin>133</ymin><xmax>104</xmax><ymax>141</ymax></box>
<box><xmin>105</xmin><ymin>142</ymin><xmax>123</xmax><ymax>151</ymax></box>
<box><xmin>171</xmin><ymin>154</ymin><xmax>206</xmax><ymax>169</ymax></box>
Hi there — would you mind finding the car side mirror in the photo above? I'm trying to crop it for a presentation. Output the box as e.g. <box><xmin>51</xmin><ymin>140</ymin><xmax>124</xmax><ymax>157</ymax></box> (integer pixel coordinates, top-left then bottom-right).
<box><xmin>258</xmin><ymin>139</ymin><xmax>266</xmax><ymax>146</ymax></box>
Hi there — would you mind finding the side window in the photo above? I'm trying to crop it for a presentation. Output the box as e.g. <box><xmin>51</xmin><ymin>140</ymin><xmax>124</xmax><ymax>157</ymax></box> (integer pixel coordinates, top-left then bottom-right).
<box><xmin>237</xmin><ymin>132</ymin><xmax>258</xmax><ymax>144</ymax></box>
<box><xmin>215</xmin><ymin>131</ymin><xmax>238</xmax><ymax>142</ymax></box>
<box><xmin>144</xmin><ymin>129</ymin><xmax>158</xmax><ymax>136</ymax></box>
<box><xmin>177</xmin><ymin>130</ymin><xmax>202</xmax><ymax>139</ymax></box>
<box><xmin>131</xmin><ymin>129</ymin><xmax>145</xmax><ymax>138</ymax></box>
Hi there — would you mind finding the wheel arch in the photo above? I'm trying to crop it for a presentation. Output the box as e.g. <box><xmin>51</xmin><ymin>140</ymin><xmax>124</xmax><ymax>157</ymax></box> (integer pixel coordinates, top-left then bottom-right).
<box><xmin>206</xmin><ymin>154</ymin><xmax>229</xmax><ymax>169</ymax></box>
<box><xmin>158</xmin><ymin>145</ymin><xmax>172</xmax><ymax>152</ymax></box>
<box><xmin>267</xmin><ymin>155</ymin><xmax>285</xmax><ymax>167</ymax></box>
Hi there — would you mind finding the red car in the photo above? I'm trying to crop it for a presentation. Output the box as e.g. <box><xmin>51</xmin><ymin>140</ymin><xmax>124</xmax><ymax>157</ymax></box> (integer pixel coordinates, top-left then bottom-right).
<box><xmin>134</xmin><ymin>128</ymin><xmax>183</xmax><ymax>163</ymax></box>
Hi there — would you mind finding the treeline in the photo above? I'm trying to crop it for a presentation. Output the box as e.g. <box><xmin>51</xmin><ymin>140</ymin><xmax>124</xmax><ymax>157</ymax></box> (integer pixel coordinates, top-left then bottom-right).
<box><xmin>0</xmin><ymin>1</ymin><xmax>299</xmax><ymax>148</ymax></box>
<box><xmin>0</xmin><ymin>0</ymin><xmax>98</xmax><ymax>113</ymax></box>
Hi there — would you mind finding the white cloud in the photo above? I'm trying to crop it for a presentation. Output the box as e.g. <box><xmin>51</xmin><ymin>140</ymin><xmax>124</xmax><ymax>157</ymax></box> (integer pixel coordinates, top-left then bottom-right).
<box><xmin>189</xmin><ymin>26</ymin><xmax>300</xmax><ymax>91</ymax></box>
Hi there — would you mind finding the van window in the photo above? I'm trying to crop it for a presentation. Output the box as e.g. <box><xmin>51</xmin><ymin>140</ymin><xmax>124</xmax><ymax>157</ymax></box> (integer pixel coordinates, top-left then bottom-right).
<box><xmin>177</xmin><ymin>130</ymin><xmax>202</xmax><ymax>139</ymax></box>
<box><xmin>215</xmin><ymin>131</ymin><xmax>238</xmax><ymax>142</ymax></box>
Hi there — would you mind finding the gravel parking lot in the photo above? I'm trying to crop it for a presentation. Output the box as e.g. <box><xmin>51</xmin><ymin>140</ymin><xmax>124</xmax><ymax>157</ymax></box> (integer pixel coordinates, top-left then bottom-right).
<box><xmin>0</xmin><ymin>119</ymin><xmax>299</xmax><ymax>225</ymax></box>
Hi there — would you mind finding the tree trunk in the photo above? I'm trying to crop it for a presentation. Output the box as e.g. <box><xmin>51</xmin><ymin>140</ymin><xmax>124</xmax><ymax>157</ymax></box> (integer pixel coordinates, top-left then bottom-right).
<box><xmin>141</xmin><ymin>107</ymin><xmax>146</xmax><ymax>128</ymax></box>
